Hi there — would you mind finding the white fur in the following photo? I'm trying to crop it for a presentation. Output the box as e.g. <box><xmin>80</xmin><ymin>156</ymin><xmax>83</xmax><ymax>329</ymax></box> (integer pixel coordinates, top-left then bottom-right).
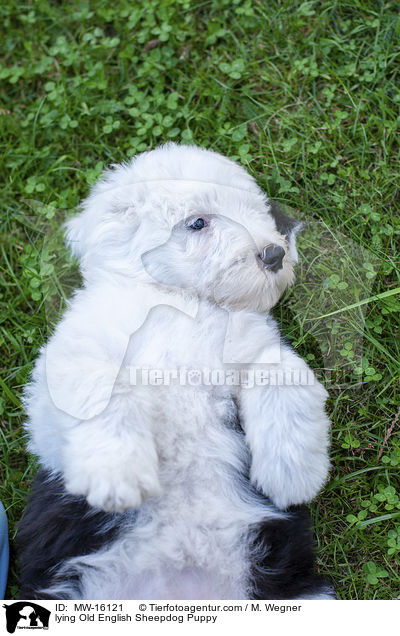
<box><xmin>24</xmin><ymin>143</ymin><xmax>331</xmax><ymax>598</ymax></box>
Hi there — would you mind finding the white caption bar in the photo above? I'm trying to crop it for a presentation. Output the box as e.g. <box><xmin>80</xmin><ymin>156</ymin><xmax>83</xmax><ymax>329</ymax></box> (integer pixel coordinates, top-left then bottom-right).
<box><xmin>2</xmin><ymin>600</ymin><xmax>398</xmax><ymax>635</ymax></box>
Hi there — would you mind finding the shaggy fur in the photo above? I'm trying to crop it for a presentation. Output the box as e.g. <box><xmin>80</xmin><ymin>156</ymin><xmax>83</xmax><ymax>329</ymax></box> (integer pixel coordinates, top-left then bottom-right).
<box><xmin>18</xmin><ymin>143</ymin><xmax>334</xmax><ymax>599</ymax></box>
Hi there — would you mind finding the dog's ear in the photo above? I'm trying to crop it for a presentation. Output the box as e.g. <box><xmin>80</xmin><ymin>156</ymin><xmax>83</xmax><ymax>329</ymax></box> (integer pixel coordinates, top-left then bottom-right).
<box><xmin>64</xmin><ymin>201</ymin><xmax>140</xmax><ymax>269</ymax></box>
<box><xmin>269</xmin><ymin>201</ymin><xmax>302</xmax><ymax>264</ymax></box>
<box><xmin>269</xmin><ymin>201</ymin><xmax>303</xmax><ymax>237</ymax></box>
<box><xmin>64</xmin><ymin>164</ymin><xmax>141</xmax><ymax>266</ymax></box>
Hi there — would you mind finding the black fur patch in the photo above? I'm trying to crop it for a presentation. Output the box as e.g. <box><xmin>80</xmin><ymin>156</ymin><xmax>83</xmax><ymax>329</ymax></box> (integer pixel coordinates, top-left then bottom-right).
<box><xmin>269</xmin><ymin>201</ymin><xmax>302</xmax><ymax>237</ymax></box>
<box><xmin>249</xmin><ymin>505</ymin><xmax>333</xmax><ymax>599</ymax></box>
<box><xmin>17</xmin><ymin>470</ymin><xmax>127</xmax><ymax>599</ymax></box>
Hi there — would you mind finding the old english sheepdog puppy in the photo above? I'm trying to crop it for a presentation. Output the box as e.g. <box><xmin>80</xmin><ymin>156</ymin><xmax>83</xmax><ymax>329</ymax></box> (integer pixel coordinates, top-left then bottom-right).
<box><xmin>17</xmin><ymin>143</ymin><xmax>335</xmax><ymax>600</ymax></box>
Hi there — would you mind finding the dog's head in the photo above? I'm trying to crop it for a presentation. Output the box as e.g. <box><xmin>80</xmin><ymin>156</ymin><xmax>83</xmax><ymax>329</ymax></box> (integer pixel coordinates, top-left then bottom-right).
<box><xmin>66</xmin><ymin>143</ymin><xmax>301</xmax><ymax>312</ymax></box>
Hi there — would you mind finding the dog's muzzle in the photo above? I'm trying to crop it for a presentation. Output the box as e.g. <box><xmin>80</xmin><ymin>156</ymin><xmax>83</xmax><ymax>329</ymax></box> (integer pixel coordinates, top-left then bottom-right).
<box><xmin>258</xmin><ymin>245</ymin><xmax>285</xmax><ymax>272</ymax></box>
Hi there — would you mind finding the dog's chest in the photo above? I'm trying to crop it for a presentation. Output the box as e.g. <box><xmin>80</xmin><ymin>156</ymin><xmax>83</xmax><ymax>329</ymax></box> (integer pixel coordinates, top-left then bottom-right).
<box><xmin>123</xmin><ymin>300</ymin><xmax>226</xmax><ymax>366</ymax></box>
<box><xmin>135</xmin><ymin>389</ymin><xmax>249</xmax><ymax>545</ymax></box>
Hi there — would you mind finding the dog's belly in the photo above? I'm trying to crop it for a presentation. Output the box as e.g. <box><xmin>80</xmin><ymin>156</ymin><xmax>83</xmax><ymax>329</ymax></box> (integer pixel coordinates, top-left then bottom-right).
<box><xmin>81</xmin><ymin>565</ymin><xmax>243</xmax><ymax>600</ymax></box>
<box><xmin>75</xmin><ymin>488</ymin><xmax>252</xmax><ymax>600</ymax></box>
<box><xmin>76</xmin><ymin>517</ymin><xmax>250</xmax><ymax>600</ymax></box>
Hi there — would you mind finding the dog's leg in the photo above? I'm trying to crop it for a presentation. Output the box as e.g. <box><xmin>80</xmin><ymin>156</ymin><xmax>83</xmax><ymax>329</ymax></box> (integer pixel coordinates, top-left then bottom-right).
<box><xmin>26</xmin><ymin>345</ymin><xmax>161</xmax><ymax>512</ymax></box>
<box><xmin>62</xmin><ymin>392</ymin><xmax>161</xmax><ymax>512</ymax></box>
<box><xmin>240</xmin><ymin>342</ymin><xmax>331</xmax><ymax>509</ymax></box>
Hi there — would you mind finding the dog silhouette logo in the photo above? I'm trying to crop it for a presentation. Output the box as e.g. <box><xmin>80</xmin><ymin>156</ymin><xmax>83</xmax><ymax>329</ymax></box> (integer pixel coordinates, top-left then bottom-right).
<box><xmin>3</xmin><ymin>602</ymin><xmax>51</xmax><ymax>633</ymax></box>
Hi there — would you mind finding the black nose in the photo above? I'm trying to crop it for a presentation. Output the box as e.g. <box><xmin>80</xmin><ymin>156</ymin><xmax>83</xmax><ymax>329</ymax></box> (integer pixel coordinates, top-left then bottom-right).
<box><xmin>259</xmin><ymin>245</ymin><xmax>285</xmax><ymax>271</ymax></box>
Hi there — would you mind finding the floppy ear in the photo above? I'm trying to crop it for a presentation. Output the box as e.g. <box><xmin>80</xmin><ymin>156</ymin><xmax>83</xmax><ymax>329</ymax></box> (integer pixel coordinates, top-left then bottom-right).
<box><xmin>268</xmin><ymin>201</ymin><xmax>303</xmax><ymax>264</ymax></box>
<box><xmin>63</xmin><ymin>163</ymin><xmax>141</xmax><ymax>267</ymax></box>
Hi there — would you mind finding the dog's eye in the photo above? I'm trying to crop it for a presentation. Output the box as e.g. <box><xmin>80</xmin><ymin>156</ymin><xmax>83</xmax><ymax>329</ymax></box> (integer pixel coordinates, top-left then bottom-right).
<box><xmin>188</xmin><ymin>218</ymin><xmax>207</xmax><ymax>230</ymax></box>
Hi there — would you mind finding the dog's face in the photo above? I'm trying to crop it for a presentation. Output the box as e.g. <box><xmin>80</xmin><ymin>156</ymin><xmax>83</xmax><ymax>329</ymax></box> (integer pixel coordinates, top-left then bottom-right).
<box><xmin>66</xmin><ymin>143</ymin><xmax>301</xmax><ymax>312</ymax></box>
<box><xmin>141</xmin><ymin>206</ymin><xmax>297</xmax><ymax>313</ymax></box>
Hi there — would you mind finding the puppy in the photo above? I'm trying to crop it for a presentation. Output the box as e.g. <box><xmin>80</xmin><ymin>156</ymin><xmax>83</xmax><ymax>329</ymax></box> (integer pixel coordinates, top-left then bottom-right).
<box><xmin>17</xmin><ymin>143</ymin><xmax>334</xmax><ymax>599</ymax></box>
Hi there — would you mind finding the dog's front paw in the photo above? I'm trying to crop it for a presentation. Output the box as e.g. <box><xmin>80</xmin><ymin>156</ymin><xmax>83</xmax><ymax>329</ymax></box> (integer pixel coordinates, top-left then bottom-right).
<box><xmin>250</xmin><ymin>449</ymin><xmax>330</xmax><ymax>510</ymax></box>
<box><xmin>64</xmin><ymin>444</ymin><xmax>161</xmax><ymax>512</ymax></box>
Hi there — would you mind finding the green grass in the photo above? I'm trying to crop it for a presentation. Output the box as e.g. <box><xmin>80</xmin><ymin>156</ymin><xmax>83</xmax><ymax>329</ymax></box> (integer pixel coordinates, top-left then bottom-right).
<box><xmin>1</xmin><ymin>0</ymin><xmax>400</xmax><ymax>600</ymax></box>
